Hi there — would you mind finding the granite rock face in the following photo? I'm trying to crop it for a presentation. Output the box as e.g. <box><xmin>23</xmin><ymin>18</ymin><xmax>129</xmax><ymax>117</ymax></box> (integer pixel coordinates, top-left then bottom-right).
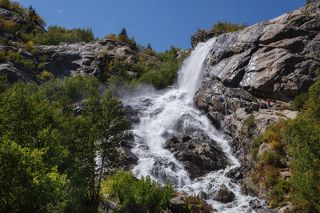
<box><xmin>193</xmin><ymin>2</ymin><xmax>320</xmax><ymax>200</ymax></box>
<box><xmin>196</xmin><ymin>3</ymin><xmax>320</xmax><ymax>103</ymax></box>
<box><xmin>37</xmin><ymin>40</ymin><xmax>139</xmax><ymax>77</ymax></box>
<box><xmin>165</xmin><ymin>133</ymin><xmax>230</xmax><ymax>179</ymax></box>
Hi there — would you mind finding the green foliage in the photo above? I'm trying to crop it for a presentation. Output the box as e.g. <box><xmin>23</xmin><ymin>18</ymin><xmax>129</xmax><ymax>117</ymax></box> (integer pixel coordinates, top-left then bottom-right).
<box><xmin>0</xmin><ymin>50</ymin><xmax>36</xmax><ymax>70</ymax></box>
<box><xmin>252</xmin><ymin>78</ymin><xmax>320</xmax><ymax>211</ymax></box>
<box><xmin>212</xmin><ymin>22</ymin><xmax>246</xmax><ymax>36</ymax></box>
<box><xmin>261</xmin><ymin>151</ymin><xmax>282</xmax><ymax>167</ymax></box>
<box><xmin>103</xmin><ymin>171</ymin><xmax>173</xmax><ymax>213</ymax></box>
<box><xmin>24</xmin><ymin>25</ymin><xmax>95</xmax><ymax>45</ymax></box>
<box><xmin>105</xmin><ymin>29</ymin><xmax>137</xmax><ymax>51</ymax></box>
<box><xmin>136</xmin><ymin>47</ymin><xmax>187</xmax><ymax>89</ymax></box>
<box><xmin>292</xmin><ymin>92</ymin><xmax>309</xmax><ymax>111</ymax></box>
<box><xmin>0</xmin><ymin>76</ymin><xmax>129</xmax><ymax>212</ymax></box>
<box><xmin>0</xmin><ymin>0</ymin><xmax>11</xmax><ymax>9</ymax></box>
<box><xmin>251</xmin><ymin>121</ymin><xmax>286</xmax><ymax>159</ymax></box>
<box><xmin>268</xmin><ymin>180</ymin><xmax>291</xmax><ymax>208</ymax></box>
<box><xmin>0</xmin><ymin>139</ymin><xmax>69</xmax><ymax>212</ymax></box>
<box><xmin>0</xmin><ymin>75</ymin><xmax>8</xmax><ymax>93</ymax></box>
<box><xmin>138</xmin><ymin>60</ymin><xmax>180</xmax><ymax>89</ymax></box>
<box><xmin>38</xmin><ymin>76</ymin><xmax>100</xmax><ymax>104</ymax></box>
<box><xmin>284</xmin><ymin>79</ymin><xmax>320</xmax><ymax>212</ymax></box>
<box><xmin>244</xmin><ymin>114</ymin><xmax>256</xmax><ymax>133</ymax></box>
<box><xmin>181</xmin><ymin>196</ymin><xmax>213</xmax><ymax>213</ymax></box>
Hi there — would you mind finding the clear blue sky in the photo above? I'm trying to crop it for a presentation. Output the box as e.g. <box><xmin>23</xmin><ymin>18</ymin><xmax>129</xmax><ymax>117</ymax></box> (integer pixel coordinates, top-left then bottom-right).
<box><xmin>16</xmin><ymin>0</ymin><xmax>305</xmax><ymax>51</ymax></box>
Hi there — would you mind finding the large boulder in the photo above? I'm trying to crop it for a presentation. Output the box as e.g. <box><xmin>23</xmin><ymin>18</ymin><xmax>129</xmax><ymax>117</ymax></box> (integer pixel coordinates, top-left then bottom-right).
<box><xmin>196</xmin><ymin>3</ymin><xmax>320</xmax><ymax>102</ymax></box>
<box><xmin>212</xmin><ymin>184</ymin><xmax>236</xmax><ymax>203</ymax></box>
<box><xmin>165</xmin><ymin>133</ymin><xmax>230</xmax><ymax>179</ymax></box>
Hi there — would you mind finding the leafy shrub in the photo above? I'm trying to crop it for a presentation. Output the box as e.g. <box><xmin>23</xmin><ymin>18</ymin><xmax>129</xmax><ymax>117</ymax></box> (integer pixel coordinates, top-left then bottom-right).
<box><xmin>284</xmin><ymin>79</ymin><xmax>320</xmax><ymax>212</ymax></box>
<box><xmin>103</xmin><ymin>171</ymin><xmax>173</xmax><ymax>213</ymax></box>
<box><xmin>138</xmin><ymin>60</ymin><xmax>180</xmax><ymax>89</ymax></box>
<box><xmin>292</xmin><ymin>92</ymin><xmax>309</xmax><ymax>111</ymax></box>
<box><xmin>182</xmin><ymin>196</ymin><xmax>213</xmax><ymax>213</ymax></box>
<box><xmin>212</xmin><ymin>22</ymin><xmax>246</xmax><ymax>36</ymax></box>
<box><xmin>0</xmin><ymin>75</ymin><xmax>8</xmax><ymax>93</ymax></box>
<box><xmin>38</xmin><ymin>76</ymin><xmax>100</xmax><ymax>103</ymax></box>
<box><xmin>245</xmin><ymin>114</ymin><xmax>256</xmax><ymax>130</ymax></box>
<box><xmin>24</xmin><ymin>26</ymin><xmax>95</xmax><ymax>45</ymax></box>
<box><xmin>0</xmin><ymin>0</ymin><xmax>11</xmax><ymax>9</ymax></box>
<box><xmin>38</xmin><ymin>70</ymin><xmax>54</xmax><ymax>81</ymax></box>
<box><xmin>104</xmin><ymin>29</ymin><xmax>137</xmax><ymax>51</ymax></box>
<box><xmin>2</xmin><ymin>20</ymin><xmax>17</xmax><ymax>32</ymax></box>
<box><xmin>262</xmin><ymin>151</ymin><xmax>281</xmax><ymax>167</ymax></box>
<box><xmin>268</xmin><ymin>180</ymin><xmax>291</xmax><ymax>208</ymax></box>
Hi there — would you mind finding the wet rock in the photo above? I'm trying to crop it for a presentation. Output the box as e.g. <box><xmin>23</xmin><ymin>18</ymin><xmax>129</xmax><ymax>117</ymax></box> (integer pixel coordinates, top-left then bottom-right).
<box><xmin>212</xmin><ymin>184</ymin><xmax>235</xmax><ymax>203</ymax></box>
<box><xmin>165</xmin><ymin>133</ymin><xmax>230</xmax><ymax>179</ymax></box>
<box><xmin>123</xmin><ymin>105</ymin><xmax>140</xmax><ymax>124</ymax></box>
<box><xmin>119</xmin><ymin>147</ymin><xmax>138</xmax><ymax>169</ymax></box>
<box><xmin>169</xmin><ymin>193</ymin><xmax>213</xmax><ymax>213</ymax></box>
<box><xmin>191</xmin><ymin>29</ymin><xmax>215</xmax><ymax>48</ymax></box>
<box><xmin>197</xmin><ymin>191</ymin><xmax>208</xmax><ymax>200</ymax></box>
<box><xmin>225</xmin><ymin>167</ymin><xmax>244</xmax><ymax>181</ymax></box>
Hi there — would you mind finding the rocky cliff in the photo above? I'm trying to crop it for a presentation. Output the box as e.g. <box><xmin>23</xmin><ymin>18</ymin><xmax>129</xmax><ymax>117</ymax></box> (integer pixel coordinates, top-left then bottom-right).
<box><xmin>0</xmin><ymin>38</ymin><xmax>159</xmax><ymax>83</ymax></box>
<box><xmin>194</xmin><ymin>2</ymin><xmax>320</xmax><ymax>207</ymax></box>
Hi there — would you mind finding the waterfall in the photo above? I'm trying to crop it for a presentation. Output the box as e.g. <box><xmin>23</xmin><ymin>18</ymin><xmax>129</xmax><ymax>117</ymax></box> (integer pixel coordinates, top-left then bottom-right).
<box><xmin>121</xmin><ymin>38</ymin><xmax>261</xmax><ymax>212</ymax></box>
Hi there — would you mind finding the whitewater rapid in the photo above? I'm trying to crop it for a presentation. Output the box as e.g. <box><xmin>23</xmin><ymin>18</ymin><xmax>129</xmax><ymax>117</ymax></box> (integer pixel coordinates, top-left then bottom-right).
<box><xmin>121</xmin><ymin>38</ymin><xmax>261</xmax><ymax>212</ymax></box>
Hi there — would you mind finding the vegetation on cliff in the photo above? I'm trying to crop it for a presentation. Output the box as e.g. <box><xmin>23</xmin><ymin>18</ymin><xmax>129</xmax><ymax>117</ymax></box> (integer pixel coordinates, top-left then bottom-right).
<box><xmin>250</xmin><ymin>75</ymin><xmax>320</xmax><ymax>212</ymax></box>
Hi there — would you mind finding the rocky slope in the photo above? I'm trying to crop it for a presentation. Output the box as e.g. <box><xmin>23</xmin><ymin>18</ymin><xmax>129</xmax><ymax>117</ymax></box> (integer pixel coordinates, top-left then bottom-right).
<box><xmin>194</xmin><ymin>2</ymin><xmax>320</xmax><ymax>208</ymax></box>
<box><xmin>0</xmin><ymin>3</ymin><xmax>160</xmax><ymax>83</ymax></box>
<box><xmin>0</xmin><ymin>38</ymin><xmax>158</xmax><ymax>83</ymax></box>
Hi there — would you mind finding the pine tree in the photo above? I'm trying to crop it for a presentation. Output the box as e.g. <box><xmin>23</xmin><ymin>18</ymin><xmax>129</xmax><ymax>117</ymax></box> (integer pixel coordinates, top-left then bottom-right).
<box><xmin>147</xmin><ymin>43</ymin><xmax>152</xmax><ymax>50</ymax></box>
<box><xmin>119</xmin><ymin>28</ymin><xmax>128</xmax><ymax>38</ymax></box>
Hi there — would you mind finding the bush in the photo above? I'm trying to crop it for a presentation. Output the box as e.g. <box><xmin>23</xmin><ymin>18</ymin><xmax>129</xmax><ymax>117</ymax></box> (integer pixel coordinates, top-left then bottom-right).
<box><xmin>39</xmin><ymin>76</ymin><xmax>100</xmax><ymax>104</ymax></box>
<box><xmin>0</xmin><ymin>0</ymin><xmax>11</xmax><ymax>10</ymax></box>
<box><xmin>268</xmin><ymin>180</ymin><xmax>291</xmax><ymax>208</ymax></box>
<box><xmin>292</xmin><ymin>92</ymin><xmax>309</xmax><ymax>111</ymax></box>
<box><xmin>261</xmin><ymin>151</ymin><xmax>281</xmax><ymax>167</ymax></box>
<box><xmin>138</xmin><ymin>60</ymin><xmax>180</xmax><ymax>89</ymax></box>
<box><xmin>103</xmin><ymin>171</ymin><xmax>173</xmax><ymax>213</ymax></box>
<box><xmin>25</xmin><ymin>26</ymin><xmax>95</xmax><ymax>45</ymax></box>
<box><xmin>212</xmin><ymin>22</ymin><xmax>246</xmax><ymax>36</ymax></box>
<box><xmin>245</xmin><ymin>114</ymin><xmax>256</xmax><ymax>130</ymax></box>
<box><xmin>284</xmin><ymin>80</ymin><xmax>320</xmax><ymax>212</ymax></box>
<box><xmin>38</xmin><ymin>70</ymin><xmax>54</xmax><ymax>81</ymax></box>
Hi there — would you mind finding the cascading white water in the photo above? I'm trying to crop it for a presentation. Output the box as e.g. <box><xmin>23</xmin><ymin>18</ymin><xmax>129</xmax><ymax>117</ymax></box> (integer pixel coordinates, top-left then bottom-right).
<box><xmin>121</xmin><ymin>38</ymin><xmax>262</xmax><ymax>212</ymax></box>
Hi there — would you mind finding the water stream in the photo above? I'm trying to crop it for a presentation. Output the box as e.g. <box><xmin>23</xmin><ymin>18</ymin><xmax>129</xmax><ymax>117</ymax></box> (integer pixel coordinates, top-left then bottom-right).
<box><xmin>121</xmin><ymin>38</ymin><xmax>260</xmax><ymax>212</ymax></box>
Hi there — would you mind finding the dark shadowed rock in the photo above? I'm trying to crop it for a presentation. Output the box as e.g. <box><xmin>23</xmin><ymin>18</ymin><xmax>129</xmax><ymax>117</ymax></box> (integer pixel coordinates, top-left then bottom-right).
<box><xmin>165</xmin><ymin>133</ymin><xmax>230</xmax><ymax>179</ymax></box>
<box><xmin>191</xmin><ymin>29</ymin><xmax>215</xmax><ymax>48</ymax></box>
<box><xmin>212</xmin><ymin>185</ymin><xmax>235</xmax><ymax>203</ymax></box>
<box><xmin>0</xmin><ymin>63</ymin><xmax>35</xmax><ymax>83</ymax></box>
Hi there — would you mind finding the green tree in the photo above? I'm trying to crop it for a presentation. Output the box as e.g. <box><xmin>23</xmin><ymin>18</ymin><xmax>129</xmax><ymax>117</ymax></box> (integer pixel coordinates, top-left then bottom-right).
<box><xmin>83</xmin><ymin>92</ymin><xmax>129</xmax><ymax>205</ymax></box>
<box><xmin>119</xmin><ymin>28</ymin><xmax>128</xmax><ymax>38</ymax></box>
<box><xmin>0</xmin><ymin>139</ymin><xmax>69</xmax><ymax>213</ymax></box>
<box><xmin>285</xmin><ymin>80</ymin><xmax>320</xmax><ymax>212</ymax></box>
